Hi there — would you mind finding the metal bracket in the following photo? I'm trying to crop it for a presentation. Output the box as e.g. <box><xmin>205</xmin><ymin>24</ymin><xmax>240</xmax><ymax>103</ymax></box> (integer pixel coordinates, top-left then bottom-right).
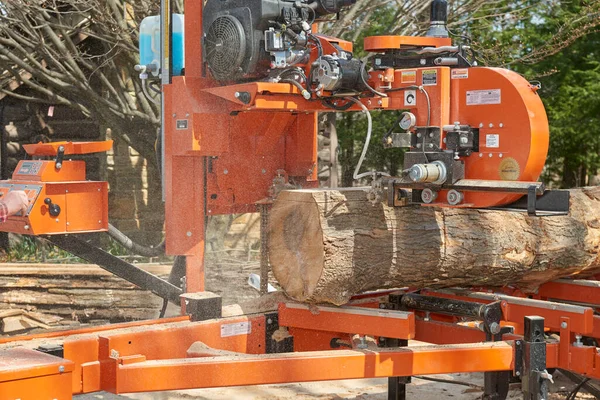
<box><xmin>55</xmin><ymin>145</ymin><xmax>65</xmax><ymax>170</ymax></box>
<box><xmin>265</xmin><ymin>313</ymin><xmax>293</xmax><ymax>354</ymax></box>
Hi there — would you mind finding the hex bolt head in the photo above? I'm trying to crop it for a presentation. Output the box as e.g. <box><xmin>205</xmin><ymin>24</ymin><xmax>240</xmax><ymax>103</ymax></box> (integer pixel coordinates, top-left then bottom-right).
<box><xmin>58</xmin><ymin>365</ymin><xmax>65</xmax><ymax>373</ymax></box>
<box><xmin>561</xmin><ymin>322</ymin><xmax>567</xmax><ymax>329</ymax></box>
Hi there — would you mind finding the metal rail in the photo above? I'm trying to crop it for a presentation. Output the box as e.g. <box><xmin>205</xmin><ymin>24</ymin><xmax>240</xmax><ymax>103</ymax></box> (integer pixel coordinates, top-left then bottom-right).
<box><xmin>46</xmin><ymin>235</ymin><xmax>182</xmax><ymax>304</ymax></box>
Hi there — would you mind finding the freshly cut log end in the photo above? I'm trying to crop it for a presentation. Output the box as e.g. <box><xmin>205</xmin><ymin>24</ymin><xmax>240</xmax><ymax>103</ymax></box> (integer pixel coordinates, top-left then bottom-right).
<box><xmin>268</xmin><ymin>187</ymin><xmax>600</xmax><ymax>306</ymax></box>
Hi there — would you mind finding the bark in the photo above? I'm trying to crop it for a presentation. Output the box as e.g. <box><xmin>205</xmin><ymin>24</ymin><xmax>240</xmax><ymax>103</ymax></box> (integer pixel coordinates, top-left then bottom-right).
<box><xmin>268</xmin><ymin>187</ymin><xmax>600</xmax><ymax>305</ymax></box>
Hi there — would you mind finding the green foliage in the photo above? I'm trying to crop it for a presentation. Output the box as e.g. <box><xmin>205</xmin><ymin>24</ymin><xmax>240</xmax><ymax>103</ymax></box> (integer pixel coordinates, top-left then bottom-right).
<box><xmin>1</xmin><ymin>235</ymin><xmax>140</xmax><ymax>263</ymax></box>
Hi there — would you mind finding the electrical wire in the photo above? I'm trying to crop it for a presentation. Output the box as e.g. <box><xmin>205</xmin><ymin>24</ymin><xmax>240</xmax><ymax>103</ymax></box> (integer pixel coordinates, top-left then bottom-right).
<box><xmin>360</xmin><ymin>60</ymin><xmax>388</xmax><ymax>98</ymax></box>
<box><xmin>159</xmin><ymin>297</ymin><xmax>169</xmax><ymax>318</ymax></box>
<box><xmin>346</xmin><ymin>97</ymin><xmax>390</xmax><ymax>180</ymax></box>
<box><xmin>308</xmin><ymin>34</ymin><xmax>323</xmax><ymax>58</ymax></box>
<box><xmin>142</xmin><ymin>79</ymin><xmax>161</xmax><ymax>106</ymax></box>
<box><xmin>108</xmin><ymin>223</ymin><xmax>165</xmax><ymax>257</ymax></box>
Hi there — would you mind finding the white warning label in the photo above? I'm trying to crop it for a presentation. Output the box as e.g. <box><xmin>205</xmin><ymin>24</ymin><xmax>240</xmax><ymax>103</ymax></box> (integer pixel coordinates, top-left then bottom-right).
<box><xmin>466</xmin><ymin>89</ymin><xmax>501</xmax><ymax>106</ymax></box>
<box><xmin>404</xmin><ymin>90</ymin><xmax>417</xmax><ymax>107</ymax></box>
<box><xmin>486</xmin><ymin>134</ymin><xmax>500</xmax><ymax>148</ymax></box>
<box><xmin>221</xmin><ymin>321</ymin><xmax>251</xmax><ymax>338</ymax></box>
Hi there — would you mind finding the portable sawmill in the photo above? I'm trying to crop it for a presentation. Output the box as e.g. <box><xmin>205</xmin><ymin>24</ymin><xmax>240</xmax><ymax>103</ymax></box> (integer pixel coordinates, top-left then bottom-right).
<box><xmin>0</xmin><ymin>1</ymin><xmax>597</xmax><ymax>400</ymax></box>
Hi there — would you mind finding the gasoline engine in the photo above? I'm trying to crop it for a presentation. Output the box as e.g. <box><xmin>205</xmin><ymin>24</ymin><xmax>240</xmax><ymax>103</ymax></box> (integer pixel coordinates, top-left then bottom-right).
<box><xmin>202</xmin><ymin>0</ymin><xmax>365</xmax><ymax>93</ymax></box>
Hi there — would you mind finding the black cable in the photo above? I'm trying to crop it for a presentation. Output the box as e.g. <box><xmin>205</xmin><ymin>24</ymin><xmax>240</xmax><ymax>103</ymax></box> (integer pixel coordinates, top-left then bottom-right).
<box><xmin>281</xmin><ymin>78</ymin><xmax>307</xmax><ymax>95</ymax></box>
<box><xmin>308</xmin><ymin>34</ymin><xmax>323</xmax><ymax>58</ymax></box>
<box><xmin>159</xmin><ymin>297</ymin><xmax>169</xmax><ymax>318</ymax></box>
<box><xmin>567</xmin><ymin>377</ymin><xmax>591</xmax><ymax>400</ymax></box>
<box><xmin>360</xmin><ymin>60</ymin><xmax>388</xmax><ymax>98</ymax></box>
<box><xmin>108</xmin><ymin>223</ymin><xmax>165</xmax><ymax>258</ymax></box>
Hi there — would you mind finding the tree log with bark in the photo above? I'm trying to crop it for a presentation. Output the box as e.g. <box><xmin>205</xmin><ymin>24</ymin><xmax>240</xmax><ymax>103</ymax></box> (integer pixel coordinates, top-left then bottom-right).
<box><xmin>268</xmin><ymin>187</ymin><xmax>600</xmax><ymax>305</ymax></box>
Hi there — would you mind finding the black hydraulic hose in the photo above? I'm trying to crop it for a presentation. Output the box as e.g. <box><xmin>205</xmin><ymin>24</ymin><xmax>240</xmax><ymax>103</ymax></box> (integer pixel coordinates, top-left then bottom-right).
<box><xmin>108</xmin><ymin>223</ymin><xmax>165</xmax><ymax>258</ymax></box>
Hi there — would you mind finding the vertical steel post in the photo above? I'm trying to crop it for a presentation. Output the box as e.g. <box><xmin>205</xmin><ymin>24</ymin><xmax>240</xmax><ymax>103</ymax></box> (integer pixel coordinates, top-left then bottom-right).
<box><xmin>160</xmin><ymin>0</ymin><xmax>172</xmax><ymax>201</ymax></box>
<box><xmin>522</xmin><ymin>316</ymin><xmax>548</xmax><ymax>400</ymax></box>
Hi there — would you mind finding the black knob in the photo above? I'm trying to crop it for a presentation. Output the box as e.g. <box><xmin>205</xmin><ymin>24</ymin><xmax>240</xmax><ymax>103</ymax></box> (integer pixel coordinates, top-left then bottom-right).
<box><xmin>430</xmin><ymin>0</ymin><xmax>448</xmax><ymax>23</ymax></box>
<box><xmin>44</xmin><ymin>198</ymin><xmax>61</xmax><ymax>217</ymax></box>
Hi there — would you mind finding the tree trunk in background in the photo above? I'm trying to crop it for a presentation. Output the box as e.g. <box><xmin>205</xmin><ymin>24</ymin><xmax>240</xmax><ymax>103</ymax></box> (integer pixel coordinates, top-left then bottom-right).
<box><xmin>268</xmin><ymin>187</ymin><xmax>600</xmax><ymax>305</ymax></box>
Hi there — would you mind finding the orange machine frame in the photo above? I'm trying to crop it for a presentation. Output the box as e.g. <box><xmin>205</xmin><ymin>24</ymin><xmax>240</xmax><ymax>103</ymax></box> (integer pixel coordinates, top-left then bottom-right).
<box><xmin>1</xmin><ymin>279</ymin><xmax>600</xmax><ymax>399</ymax></box>
<box><xmin>0</xmin><ymin>2</ymin><xmax>582</xmax><ymax>400</ymax></box>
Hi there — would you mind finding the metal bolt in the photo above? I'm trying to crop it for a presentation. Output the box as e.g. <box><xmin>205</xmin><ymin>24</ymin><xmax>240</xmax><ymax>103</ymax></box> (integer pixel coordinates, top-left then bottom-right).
<box><xmin>489</xmin><ymin>123</ymin><xmax>494</xmax><ymax>128</ymax></box>
<box><xmin>561</xmin><ymin>322</ymin><xmax>568</xmax><ymax>329</ymax></box>
<box><xmin>416</xmin><ymin>133</ymin><xmax>422</xmax><ymax>138</ymax></box>
<box><xmin>499</xmin><ymin>123</ymin><xmax>504</xmax><ymax>128</ymax></box>
<box><xmin>262</xmin><ymin>169</ymin><xmax>266</xmax><ymax>174</ymax></box>
<box><xmin>460</xmin><ymin>137</ymin><xmax>469</xmax><ymax>144</ymax></box>
<box><xmin>574</xmin><ymin>334</ymin><xmax>583</xmax><ymax>347</ymax></box>
<box><xmin>378</xmin><ymin>100</ymin><xmax>383</xmax><ymax>106</ymax></box>
<box><xmin>66</xmin><ymin>222</ymin><xmax>70</xmax><ymax>226</ymax></box>
<box><xmin>479</xmin><ymin>153</ymin><xmax>483</xmax><ymax>158</ymax></box>
<box><xmin>489</xmin><ymin>322</ymin><xmax>501</xmax><ymax>335</ymax></box>
<box><xmin>416</xmin><ymin>143</ymin><xmax>422</xmax><ymax>149</ymax></box>
<box><xmin>499</xmin><ymin>153</ymin><xmax>503</xmax><ymax>158</ymax></box>
<box><xmin>357</xmin><ymin>336</ymin><xmax>368</xmax><ymax>349</ymax></box>
<box><xmin>98</xmin><ymin>220</ymin><xmax>102</xmax><ymax>224</ymax></box>
<box><xmin>223</xmin><ymin>169</ymin><xmax>229</xmax><ymax>175</ymax></box>
<box><xmin>424</xmin><ymin>311</ymin><xmax>430</xmax><ymax>322</ymax></box>
<box><xmin>172</xmin><ymin>114</ymin><xmax>176</xmax><ymax>118</ymax></box>
<box><xmin>489</xmin><ymin>153</ymin><xmax>493</xmax><ymax>158</ymax></box>
<box><xmin>515</xmin><ymin>371</ymin><xmax>521</xmax><ymax>377</ymax></box>
<box><xmin>379</xmin><ymin>304</ymin><xmax>385</xmax><ymax>309</ymax></box>
<box><xmin>267</xmin><ymin>318</ymin><xmax>273</xmax><ymax>324</ymax></box>
<box><xmin>420</xmin><ymin>59</ymin><xmax>426</xmax><ymax>65</ymax></box>
<box><xmin>186</xmin><ymin>231</ymin><xmax>192</xmax><ymax>237</ymax></box>
<box><xmin>234</xmin><ymin>92</ymin><xmax>240</xmax><ymax>98</ymax></box>
<box><xmin>58</xmin><ymin>365</ymin><xmax>65</xmax><ymax>373</ymax></box>
<box><xmin>186</xmin><ymin>113</ymin><xmax>190</xmax><ymax>117</ymax></box>
<box><xmin>65</xmin><ymin>190</ymin><xmax>69</xmax><ymax>193</ymax></box>
<box><xmin>55</xmin><ymin>218</ymin><xmax>59</xmax><ymax>222</ymax></box>
<box><xmin>24</xmin><ymin>225</ymin><xmax>30</xmax><ymax>230</ymax></box>
<box><xmin>516</xmin><ymin>341</ymin><xmax>521</xmax><ymax>345</ymax></box>
<box><xmin>479</xmin><ymin>123</ymin><xmax>484</xmax><ymax>128</ymax></box>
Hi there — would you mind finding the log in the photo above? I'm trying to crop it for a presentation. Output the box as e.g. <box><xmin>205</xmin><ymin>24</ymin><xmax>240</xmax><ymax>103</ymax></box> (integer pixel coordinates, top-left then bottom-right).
<box><xmin>268</xmin><ymin>187</ymin><xmax>600</xmax><ymax>305</ymax></box>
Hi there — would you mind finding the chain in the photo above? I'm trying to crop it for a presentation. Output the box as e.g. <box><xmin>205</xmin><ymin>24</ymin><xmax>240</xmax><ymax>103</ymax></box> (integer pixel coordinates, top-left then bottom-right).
<box><xmin>258</xmin><ymin>203</ymin><xmax>271</xmax><ymax>294</ymax></box>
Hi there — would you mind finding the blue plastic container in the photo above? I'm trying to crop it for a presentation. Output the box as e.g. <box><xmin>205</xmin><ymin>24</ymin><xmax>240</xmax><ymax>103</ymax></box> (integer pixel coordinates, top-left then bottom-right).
<box><xmin>140</xmin><ymin>14</ymin><xmax>185</xmax><ymax>76</ymax></box>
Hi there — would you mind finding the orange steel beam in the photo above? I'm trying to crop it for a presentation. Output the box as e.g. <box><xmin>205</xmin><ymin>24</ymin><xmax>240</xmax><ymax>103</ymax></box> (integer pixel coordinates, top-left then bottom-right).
<box><xmin>279</xmin><ymin>303</ymin><xmax>415</xmax><ymax>340</ymax></box>
<box><xmin>538</xmin><ymin>279</ymin><xmax>600</xmax><ymax>306</ymax></box>
<box><xmin>104</xmin><ymin>343</ymin><xmax>514</xmax><ymax>393</ymax></box>
<box><xmin>414</xmin><ymin>319</ymin><xmax>486</xmax><ymax>344</ymax></box>
<box><xmin>0</xmin><ymin>316</ymin><xmax>189</xmax><ymax>345</ymax></box>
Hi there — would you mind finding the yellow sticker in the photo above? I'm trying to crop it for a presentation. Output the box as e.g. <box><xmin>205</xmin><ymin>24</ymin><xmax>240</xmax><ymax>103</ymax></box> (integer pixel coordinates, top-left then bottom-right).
<box><xmin>498</xmin><ymin>158</ymin><xmax>520</xmax><ymax>181</ymax></box>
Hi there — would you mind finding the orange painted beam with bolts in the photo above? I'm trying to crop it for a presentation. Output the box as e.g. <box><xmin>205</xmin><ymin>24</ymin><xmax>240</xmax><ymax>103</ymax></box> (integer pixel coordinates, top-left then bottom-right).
<box><xmin>105</xmin><ymin>343</ymin><xmax>513</xmax><ymax>393</ymax></box>
<box><xmin>278</xmin><ymin>303</ymin><xmax>415</xmax><ymax>340</ymax></box>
